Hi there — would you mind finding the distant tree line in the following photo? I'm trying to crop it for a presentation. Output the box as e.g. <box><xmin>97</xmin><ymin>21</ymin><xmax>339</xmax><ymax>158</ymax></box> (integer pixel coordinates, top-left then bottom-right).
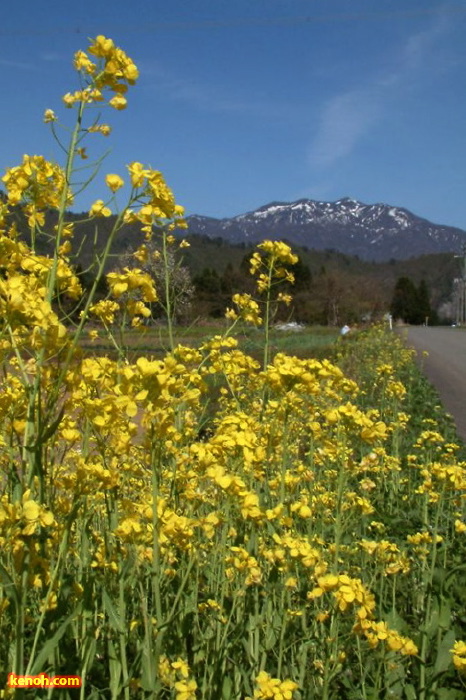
<box><xmin>390</xmin><ymin>277</ymin><xmax>438</xmax><ymax>325</ymax></box>
<box><xmin>1</xmin><ymin>197</ymin><xmax>448</xmax><ymax>326</ymax></box>
<box><xmin>191</xmin><ymin>255</ymin><xmax>388</xmax><ymax>326</ymax></box>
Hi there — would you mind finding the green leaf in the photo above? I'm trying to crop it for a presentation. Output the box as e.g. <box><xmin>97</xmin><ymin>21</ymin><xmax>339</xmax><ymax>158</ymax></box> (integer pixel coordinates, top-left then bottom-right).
<box><xmin>438</xmin><ymin>598</ymin><xmax>452</xmax><ymax>630</ymax></box>
<box><xmin>0</xmin><ymin>562</ymin><xmax>18</xmax><ymax>606</ymax></box>
<box><xmin>81</xmin><ymin>636</ymin><xmax>97</xmax><ymax>672</ymax></box>
<box><xmin>222</xmin><ymin>676</ymin><xmax>233</xmax><ymax>699</ymax></box>
<box><xmin>140</xmin><ymin>645</ymin><xmax>157</xmax><ymax>692</ymax></box>
<box><xmin>386</xmin><ymin>609</ymin><xmax>409</xmax><ymax>635</ymax></box>
<box><xmin>404</xmin><ymin>683</ymin><xmax>417</xmax><ymax>700</ymax></box>
<box><xmin>434</xmin><ymin>629</ymin><xmax>456</xmax><ymax>676</ymax></box>
<box><xmin>29</xmin><ymin>604</ymin><xmax>82</xmax><ymax>674</ymax></box>
<box><xmin>434</xmin><ymin>689</ymin><xmax>466</xmax><ymax>700</ymax></box>
<box><xmin>433</xmin><ymin>566</ymin><xmax>447</xmax><ymax>588</ymax></box>
<box><xmin>385</xmin><ymin>654</ymin><xmax>407</xmax><ymax>697</ymax></box>
<box><xmin>107</xmin><ymin>638</ymin><xmax>122</xmax><ymax>699</ymax></box>
<box><xmin>103</xmin><ymin>588</ymin><xmax>126</xmax><ymax>634</ymax></box>
<box><xmin>426</xmin><ymin>599</ymin><xmax>440</xmax><ymax>639</ymax></box>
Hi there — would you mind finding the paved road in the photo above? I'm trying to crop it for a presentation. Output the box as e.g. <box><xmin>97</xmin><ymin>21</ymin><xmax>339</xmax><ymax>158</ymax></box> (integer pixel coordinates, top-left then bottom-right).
<box><xmin>398</xmin><ymin>327</ymin><xmax>466</xmax><ymax>441</ymax></box>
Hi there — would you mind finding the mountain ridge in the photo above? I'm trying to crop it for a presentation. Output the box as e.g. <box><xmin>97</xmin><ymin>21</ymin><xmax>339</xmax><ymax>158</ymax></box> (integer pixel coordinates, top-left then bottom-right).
<box><xmin>186</xmin><ymin>198</ymin><xmax>466</xmax><ymax>262</ymax></box>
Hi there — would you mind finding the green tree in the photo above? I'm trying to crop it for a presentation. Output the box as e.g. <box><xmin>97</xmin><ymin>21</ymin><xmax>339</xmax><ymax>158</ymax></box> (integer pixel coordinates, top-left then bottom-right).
<box><xmin>291</xmin><ymin>259</ymin><xmax>312</xmax><ymax>292</ymax></box>
<box><xmin>192</xmin><ymin>268</ymin><xmax>224</xmax><ymax>317</ymax></box>
<box><xmin>417</xmin><ymin>279</ymin><xmax>433</xmax><ymax>324</ymax></box>
<box><xmin>390</xmin><ymin>276</ymin><xmax>432</xmax><ymax>324</ymax></box>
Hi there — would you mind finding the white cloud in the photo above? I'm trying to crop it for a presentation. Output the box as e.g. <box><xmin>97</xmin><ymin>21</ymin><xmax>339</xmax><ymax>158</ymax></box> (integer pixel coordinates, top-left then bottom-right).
<box><xmin>0</xmin><ymin>58</ymin><xmax>39</xmax><ymax>71</ymax></box>
<box><xmin>139</xmin><ymin>58</ymin><xmax>297</xmax><ymax>120</ymax></box>
<box><xmin>310</xmin><ymin>88</ymin><xmax>381</xmax><ymax>168</ymax></box>
<box><xmin>40</xmin><ymin>51</ymin><xmax>63</xmax><ymax>62</ymax></box>
<box><xmin>308</xmin><ymin>14</ymin><xmax>452</xmax><ymax>170</ymax></box>
<box><xmin>402</xmin><ymin>14</ymin><xmax>448</xmax><ymax>71</ymax></box>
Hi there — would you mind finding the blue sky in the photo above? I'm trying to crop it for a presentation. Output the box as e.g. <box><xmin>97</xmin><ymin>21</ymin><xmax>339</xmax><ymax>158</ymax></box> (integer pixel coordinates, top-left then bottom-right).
<box><xmin>2</xmin><ymin>1</ymin><xmax>466</xmax><ymax>230</ymax></box>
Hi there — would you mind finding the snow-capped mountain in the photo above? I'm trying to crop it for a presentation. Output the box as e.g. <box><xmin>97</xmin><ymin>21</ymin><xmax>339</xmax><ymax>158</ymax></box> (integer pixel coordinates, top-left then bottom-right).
<box><xmin>186</xmin><ymin>198</ymin><xmax>466</xmax><ymax>261</ymax></box>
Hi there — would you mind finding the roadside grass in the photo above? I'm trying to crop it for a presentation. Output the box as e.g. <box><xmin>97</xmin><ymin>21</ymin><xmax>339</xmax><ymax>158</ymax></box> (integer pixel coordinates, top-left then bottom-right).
<box><xmin>336</xmin><ymin>327</ymin><xmax>466</xmax><ymax>455</ymax></box>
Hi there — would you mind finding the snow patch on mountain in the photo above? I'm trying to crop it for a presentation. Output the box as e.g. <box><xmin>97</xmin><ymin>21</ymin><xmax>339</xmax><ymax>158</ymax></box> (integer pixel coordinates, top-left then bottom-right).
<box><xmin>187</xmin><ymin>198</ymin><xmax>466</xmax><ymax>262</ymax></box>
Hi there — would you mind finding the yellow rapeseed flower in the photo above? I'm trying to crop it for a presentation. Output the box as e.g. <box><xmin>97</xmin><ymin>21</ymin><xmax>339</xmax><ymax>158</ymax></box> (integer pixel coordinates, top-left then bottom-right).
<box><xmin>247</xmin><ymin>671</ymin><xmax>298</xmax><ymax>700</ymax></box>
<box><xmin>174</xmin><ymin>679</ymin><xmax>197</xmax><ymax>700</ymax></box>
<box><xmin>109</xmin><ymin>94</ymin><xmax>127</xmax><ymax>110</ymax></box>
<box><xmin>89</xmin><ymin>199</ymin><xmax>112</xmax><ymax>217</ymax></box>
<box><xmin>106</xmin><ymin>173</ymin><xmax>124</xmax><ymax>192</ymax></box>
<box><xmin>452</xmin><ymin>640</ymin><xmax>466</xmax><ymax>673</ymax></box>
<box><xmin>43</xmin><ymin>109</ymin><xmax>57</xmax><ymax>123</ymax></box>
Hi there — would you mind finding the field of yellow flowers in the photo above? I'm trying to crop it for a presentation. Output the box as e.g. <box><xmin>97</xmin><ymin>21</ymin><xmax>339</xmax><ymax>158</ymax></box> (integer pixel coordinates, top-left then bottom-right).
<box><xmin>1</xmin><ymin>35</ymin><xmax>466</xmax><ymax>700</ymax></box>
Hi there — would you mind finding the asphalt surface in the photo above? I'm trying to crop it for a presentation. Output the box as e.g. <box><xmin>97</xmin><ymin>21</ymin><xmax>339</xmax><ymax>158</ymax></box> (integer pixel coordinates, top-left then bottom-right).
<box><xmin>398</xmin><ymin>326</ymin><xmax>466</xmax><ymax>441</ymax></box>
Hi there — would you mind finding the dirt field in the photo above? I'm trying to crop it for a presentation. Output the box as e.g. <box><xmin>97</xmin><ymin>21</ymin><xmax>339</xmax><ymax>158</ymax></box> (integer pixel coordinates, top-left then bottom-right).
<box><xmin>398</xmin><ymin>326</ymin><xmax>466</xmax><ymax>441</ymax></box>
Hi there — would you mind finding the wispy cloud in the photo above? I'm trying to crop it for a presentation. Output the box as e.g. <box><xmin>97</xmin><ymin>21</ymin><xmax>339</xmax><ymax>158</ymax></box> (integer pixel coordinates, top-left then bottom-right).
<box><xmin>308</xmin><ymin>13</ymin><xmax>452</xmax><ymax>170</ymax></box>
<box><xmin>139</xmin><ymin>59</ymin><xmax>297</xmax><ymax>120</ymax></box>
<box><xmin>0</xmin><ymin>58</ymin><xmax>40</xmax><ymax>71</ymax></box>
<box><xmin>310</xmin><ymin>88</ymin><xmax>382</xmax><ymax>168</ymax></box>
<box><xmin>0</xmin><ymin>50</ymin><xmax>64</xmax><ymax>72</ymax></box>
<box><xmin>40</xmin><ymin>51</ymin><xmax>63</xmax><ymax>62</ymax></box>
<box><xmin>164</xmin><ymin>79</ymin><xmax>258</xmax><ymax>115</ymax></box>
<box><xmin>402</xmin><ymin>14</ymin><xmax>448</xmax><ymax>71</ymax></box>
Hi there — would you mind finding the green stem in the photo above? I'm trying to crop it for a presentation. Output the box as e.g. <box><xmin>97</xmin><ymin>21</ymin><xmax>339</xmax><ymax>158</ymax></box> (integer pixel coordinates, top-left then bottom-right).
<box><xmin>419</xmin><ymin>487</ymin><xmax>445</xmax><ymax>700</ymax></box>
<box><xmin>276</xmin><ymin>587</ymin><xmax>287</xmax><ymax>678</ymax></box>
<box><xmin>14</xmin><ymin>555</ymin><xmax>29</xmax><ymax>689</ymax></box>
<box><xmin>162</xmin><ymin>230</ymin><xmax>175</xmax><ymax>350</ymax></box>
<box><xmin>43</xmin><ymin>205</ymin><xmax>130</xmax><ymax>421</ymax></box>
<box><xmin>25</xmin><ymin>501</ymin><xmax>80</xmax><ymax>675</ymax></box>
<box><xmin>262</xmin><ymin>259</ymin><xmax>274</xmax><ymax>371</ymax></box>
<box><xmin>46</xmin><ymin>99</ymin><xmax>85</xmax><ymax>306</ymax></box>
<box><xmin>150</xmin><ymin>441</ymin><xmax>164</xmax><ymax>696</ymax></box>
<box><xmin>118</xmin><ymin>576</ymin><xmax>130</xmax><ymax>700</ymax></box>
<box><xmin>332</xmin><ymin>430</ymin><xmax>347</xmax><ymax>571</ymax></box>
<box><xmin>321</xmin><ymin>613</ymin><xmax>340</xmax><ymax>700</ymax></box>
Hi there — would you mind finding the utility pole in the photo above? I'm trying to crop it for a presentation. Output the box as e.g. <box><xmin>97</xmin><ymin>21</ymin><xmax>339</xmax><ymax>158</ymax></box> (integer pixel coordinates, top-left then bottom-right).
<box><xmin>454</xmin><ymin>244</ymin><xmax>466</xmax><ymax>325</ymax></box>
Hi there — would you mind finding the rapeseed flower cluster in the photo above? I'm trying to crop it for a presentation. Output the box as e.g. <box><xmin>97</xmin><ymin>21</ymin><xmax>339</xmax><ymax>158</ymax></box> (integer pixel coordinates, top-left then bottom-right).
<box><xmin>64</xmin><ymin>34</ymin><xmax>138</xmax><ymax>110</ymax></box>
<box><xmin>451</xmin><ymin>641</ymin><xmax>466</xmax><ymax>674</ymax></box>
<box><xmin>247</xmin><ymin>671</ymin><xmax>298</xmax><ymax>699</ymax></box>
<box><xmin>2</xmin><ymin>155</ymin><xmax>72</xmax><ymax>222</ymax></box>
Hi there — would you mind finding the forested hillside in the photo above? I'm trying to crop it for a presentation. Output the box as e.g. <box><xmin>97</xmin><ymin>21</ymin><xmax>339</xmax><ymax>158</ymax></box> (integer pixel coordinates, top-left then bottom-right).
<box><xmin>4</xmin><ymin>202</ymin><xmax>460</xmax><ymax>325</ymax></box>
